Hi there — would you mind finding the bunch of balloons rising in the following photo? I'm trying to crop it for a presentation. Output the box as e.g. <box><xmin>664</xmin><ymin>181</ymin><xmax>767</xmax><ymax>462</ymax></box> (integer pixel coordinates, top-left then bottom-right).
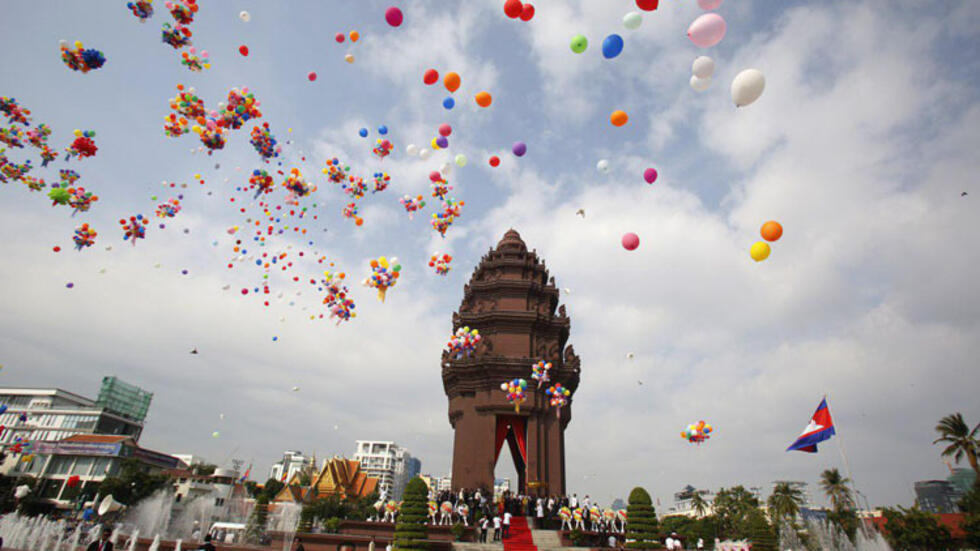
<box><xmin>681</xmin><ymin>420</ymin><xmax>713</xmax><ymax>444</ymax></box>
<box><xmin>501</xmin><ymin>378</ymin><xmax>528</xmax><ymax>413</ymax></box>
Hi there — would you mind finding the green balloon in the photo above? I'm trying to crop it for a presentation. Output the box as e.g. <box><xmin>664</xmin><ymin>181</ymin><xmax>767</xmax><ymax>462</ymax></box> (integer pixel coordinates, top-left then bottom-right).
<box><xmin>570</xmin><ymin>34</ymin><xmax>588</xmax><ymax>54</ymax></box>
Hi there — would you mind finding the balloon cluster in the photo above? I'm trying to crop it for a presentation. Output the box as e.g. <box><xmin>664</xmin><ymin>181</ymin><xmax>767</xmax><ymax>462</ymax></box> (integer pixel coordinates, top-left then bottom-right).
<box><xmin>502</xmin><ymin>0</ymin><xmax>535</xmax><ymax>21</ymax></box>
<box><xmin>127</xmin><ymin>1</ymin><xmax>154</xmax><ymax>21</ymax></box>
<box><xmin>0</xmin><ymin>154</ymin><xmax>32</xmax><ymax>184</ymax></box>
<box><xmin>690</xmin><ymin>56</ymin><xmax>715</xmax><ymax>92</ymax></box>
<box><xmin>64</xmin><ymin>130</ymin><xmax>97</xmax><ymax>161</ymax></box>
<box><xmin>119</xmin><ymin>214</ymin><xmax>148</xmax><ymax>245</ymax></box>
<box><xmin>322</xmin><ymin>158</ymin><xmax>351</xmax><ymax>184</ymax></box>
<box><xmin>169</xmin><ymin>85</ymin><xmax>205</xmax><ymax>117</ymax></box>
<box><xmin>0</xmin><ymin>97</ymin><xmax>33</xmax><ymax>126</ymax></box>
<box><xmin>372</xmin><ymin>138</ymin><xmax>393</xmax><ymax>160</ymax></box>
<box><xmin>431</xmin><ymin>197</ymin><xmax>465</xmax><ymax>238</ymax></box>
<box><xmin>363</xmin><ymin>256</ymin><xmax>401</xmax><ymax>302</ymax></box>
<box><xmin>531</xmin><ymin>360</ymin><xmax>552</xmax><ymax>387</ymax></box>
<box><xmin>161</xmin><ymin>23</ymin><xmax>192</xmax><ymax>49</ymax></box>
<box><xmin>372</xmin><ymin>172</ymin><xmax>390</xmax><ymax>193</ymax></box>
<box><xmin>25</xmin><ymin>124</ymin><xmax>50</xmax><ymax>149</ymax></box>
<box><xmin>446</xmin><ymin>326</ymin><xmax>481</xmax><ymax>359</ymax></box>
<box><xmin>430</xmin><ymin>172</ymin><xmax>452</xmax><ymax>200</ymax></box>
<box><xmin>73</xmin><ymin>223</ymin><xmax>97</xmax><ymax>250</ymax></box>
<box><xmin>399</xmin><ymin>195</ymin><xmax>426</xmax><ymax>219</ymax></box>
<box><xmin>342</xmin><ymin>202</ymin><xmax>363</xmax><ymax>226</ymax></box>
<box><xmin>218</xmin><ymin>88</ymin><xmax>262</xmax><ymax>129</ymax></box>
<box><xmin>163</xmin><ymin>113</ymin><xmax>189</xmax><ymax>137</ymax></box>
<box><xmin>248</xmin><ymin>169</ymin><xmax>275</xmax><ymax>198</ymax></box>
<box><xmin>282</xmin><ymin>168</ymin><xmax>315</xmax><ymax>199</ymax></box>
<box><xmin>59</xmin><ymin>41</ymin><xmax>106</xmax><ymax>73</ymax></box>
<box><xmin>545</xmin><ymin>383</ymin><xmax>570</xmax><ymax>416</ymax></box>
<box><xmin>342</xmin><ymin>176</ymin><xmax>367</xmax><ymax>200</ymax></box>
<box><xmin>21</xmin><ymin>175</ymin><xmax>46</xmax><ymax>192</ymax></box>
<box><xmin>0</xmin><ymin>127</ymin><xmax>24</xmax><ymax>148</ymax></box>
<box><xmin>165</xmin><ymin>0</ymin><xmax>198</xmax><ymax>24</ymax></box>
<box><xmin>750</xmin><ymin>221</ymin><xmax>782</xmax><ymax>262</ymax></box>
<box><xmin>155</xmin><ymin>197</ymin><xmax>181</xmax><ymax>218</ymax></box>
<box><xmin>322</xmin><ymin>271</ymin><xmax>356</xmax><ymax>324</ymax></box>
<box><xmin>180</xmin><ymin>47</ymin><xmax>211</xmax><ymax>72</ymax></box>
<box><xmin>48</xmin><ymin>185</ymin><xmax>99</xmax><ymax>216</ymax></box>
<box><xmin>681</xmin><ymin>420</ymin><xmax>713</xmax><ymax>444</ymax></box>
<box><xmin>249</xmin><ymin>122</ymin><xmax>280</xmax><ymax>161</ymax></box>
<box><xmin>428</xmin><ymin>253</ymin><xmax>452</xmax><ymax>276</ymax></box>
<box><xmin>59</xmin><ymin>169</ymin><xmax>80</xmax><ymax>186</ymax></box>
<box><xmin>500</xmin><ymin>378</ymin><xmax>528</xmax><ymax>412</ymax></box>
<box><xmin>171</xmin><ymin>85</ymin><xmax>263</xmax><ymax>154</ymax></box>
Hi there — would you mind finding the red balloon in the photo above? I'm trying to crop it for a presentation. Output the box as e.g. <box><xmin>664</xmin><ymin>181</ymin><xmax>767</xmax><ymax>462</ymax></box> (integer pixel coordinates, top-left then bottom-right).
<box><xmin>503</xmin><ymin>0</ymin><xmax>523</xmax><ymax>18</ymax></box>
<box><xmin>636</xmin><ymin>0</ymin><xmax>659</xmax><ymax>10</ymax></box>
<box><xmin>335</xmin><ymin>33</ymin><xmax>345</xmax><ymax>43</ymax></box>
<box><xmin>621</xmin><ymin>232</ymin><xmax>640</xmax><ymax>251</ymax></box>
<box><xmin>423</xmin><ymin>68</ymin><xmax>439</xmax><ymax>85</ymax></box>
<box><xmin>239</xmin><ymin>45</ymin><xmax>249</xmax><ymax>56</ymax></box>
<box><xmin>489</xmin><ymin>156</ymin><xmax>501</xmax><ymax>167</ymax></box>
<box><xmin>520</xmin><ymin>3</ymin><xmax>535</xmax><ymax>21</ymax></box>
<box><xmin>308</xmin><ymin>71</ymin><xmax>317</xmax><ymax>82</ymax></box>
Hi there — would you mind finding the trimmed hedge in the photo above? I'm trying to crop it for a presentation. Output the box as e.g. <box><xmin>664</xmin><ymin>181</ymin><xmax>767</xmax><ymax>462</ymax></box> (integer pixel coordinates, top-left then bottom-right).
<box><xmin>394</xmin><ymin>477</ymin><xmax>429</xmax><ymax>551</ymax></box>
<box><xmin>626</xmin><ymin>487</ymin><xmax>662</xmax><ymax>550</ymax></box>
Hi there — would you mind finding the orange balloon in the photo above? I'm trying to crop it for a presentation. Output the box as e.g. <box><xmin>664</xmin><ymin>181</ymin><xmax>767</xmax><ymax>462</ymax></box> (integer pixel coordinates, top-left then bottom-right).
<box><xmin>610</xmin><ymin>110</ymin><xmax>629</xmax><ymax>127</ymax></box>
<box><xmin>349</xmin><ymin>31</ymin><xmax>360</xmax><ymax>42</ymax></box>
<box><xmin>444</xmin><ymin>72</ymin><xmax>461</xmax><ymax>93</ymax></box>
<box><xmin>760</xmin><ymin>221</ymin><xmax>783</xmax><ymax>242</ymax></box>
<box><xmin>475</xmin><ymin>91</ymin><xmax>492</xmax><ymax>107</ymax></box>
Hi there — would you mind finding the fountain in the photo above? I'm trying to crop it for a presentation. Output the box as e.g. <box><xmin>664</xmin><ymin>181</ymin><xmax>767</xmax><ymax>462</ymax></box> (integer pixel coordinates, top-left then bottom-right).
<box><xmin>775</xmin><ymin>519</ymin><xmax>892</xmax><ymax>551</ymax></box>
<box><xmin>270</xmin><ymin>502</ymin><xmax>302</xmax><ymax>551</ymax></box>
<box><xmin>123</xmin><ymin>490</ymin><xmax>174</xmax><ymax>539</ymax></box>
<box><xmin>148</xmin><ymin>534</ymin><xmax>162</xmax><ymax>551</ymax></box>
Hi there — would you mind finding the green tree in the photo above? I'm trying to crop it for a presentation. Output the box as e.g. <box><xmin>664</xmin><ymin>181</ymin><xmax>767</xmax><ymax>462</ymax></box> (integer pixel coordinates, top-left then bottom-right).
<box><xmin>767</xmin><ymin>483</ymin><xmax>805</xmax><ymax>536</ymax></box>
<box><xmin>819</xmin><ymin>469</ymin><xmax>854</xmax><ymax>513</ymax></box>
<box><xmin>660</xmin><ymin>516</ymin><xmax>697</xmax><ymax>542</ymax></box>
<box><xmin>626</xmin><ymin>486</ymin><xmax>661</xmax><ymax>549</ymax></box>
<box><xmin>261</xmin><ymin>477</ymin><xmax>285</xmax><ymax>501</ymax></box>
<box><xmin>960</xmin><ymin>479</ymin><xmax>980</xmax><ymax>547</ymax></box>
<box><xmin>98</xmin><ymin>459</ymin><xmax>171</xmax><ymax>506</ymax></box>
<box><xmin>744</xmin><ymin>508</ymin><xmax>777</xmax><ymax>551</ymax></box>
<box><xmin>933</xmin><ymin>413</ymin><xmax>980</xmax><ymax>475</ymax></box>
<box><xmin>393</xmin><ymin>477</ymin><xmax>428</xmax><ymax>551</ymax></box>
<box><xmin>712</xmin><ymin>486</ymin><xmax>759</xmax><ymax>539</ymax></box>
<box><xmin>690</xmin><ymin>493</ymin><xmax>709</xmax><ymax>519</ymax></box>
<box><xmin>244</xmin><ymin>494</ymin><xmax>270</xmax><ymax>544</ymax></box>
<box><xmin>881</xmin><ymin>506</ymin><xmax>952</xmax><ymax>550</ymax></box>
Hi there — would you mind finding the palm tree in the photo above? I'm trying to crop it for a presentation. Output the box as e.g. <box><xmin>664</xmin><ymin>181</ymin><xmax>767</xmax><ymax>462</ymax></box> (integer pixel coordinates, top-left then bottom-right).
<box><xmin>691</xmin><ymin>492</ymin><xmax>709</xmax><ymax>518</ymax></box>
<box><xmin>933</xmin><ymin>413</ymin><xmax>980</xmax><ymax>474</ymax></box>
<box><xmin>820</xmin><ymin>469</ymin><xmax>854</xmax><ymax>512</ymax></box>
<box><xmin>767</xmin><ymin>483</ymin><xmax>805</xmax><ymax>527</ymax></box>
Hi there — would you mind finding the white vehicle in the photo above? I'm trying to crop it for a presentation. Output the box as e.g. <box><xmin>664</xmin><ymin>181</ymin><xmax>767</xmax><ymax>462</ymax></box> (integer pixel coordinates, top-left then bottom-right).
<box><xmin>208</xmin><ymin>522</ymin><xmax>247</xmax><ymax>544</ymax></box>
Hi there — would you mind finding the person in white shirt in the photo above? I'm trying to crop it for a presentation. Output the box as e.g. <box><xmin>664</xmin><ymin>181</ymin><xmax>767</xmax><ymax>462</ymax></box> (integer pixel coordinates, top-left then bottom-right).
<box><xmin>493</xmin><ymin>515</ymin><xmax>502</xmax><ymax>542</ymax></box>
<box><xmin>570</xmin><ymin>494</ymin><xmax>578</xmax><ymax>508</ymax></box>
<box><xmin>385</xmin><ymin>543</ymin><xmax>392</xmax><ymax>551</ymax></box>
<box><xmin>503</xmin><ymin>511</ymin><xmax>512</xmax><ymax>539</ymax></box>
<box><xmin>665</xmin><ymin>536</ymin><xmax>675</xmax><ymax>550</ymax></box>
<box><xmin>535</xmin><ymin>498</ymin><xmax>544</xmax><ymax>528</ymax></box>
<box><xmin>697</xmin><ymin>538</ymin><xmax>704</xmax><ymax>550</ymax></box>
<box><xmin>583</xmin><ymin>495</ymin><xmax>591</xmax><ymax>509</ymax></box>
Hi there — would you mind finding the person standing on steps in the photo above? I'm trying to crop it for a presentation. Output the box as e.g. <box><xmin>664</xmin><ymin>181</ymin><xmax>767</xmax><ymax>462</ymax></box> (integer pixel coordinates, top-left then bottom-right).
<box><xmin>493</xmin><ymin>513</ymin><xmax>502</xmax><ymax>542</ymax></box>
<box><xmin>479</xmin><ymin>514</ymin><xmax>490</xmax><ymax>543</ymax></box>
<box><xmin>535</xmin><ymin>497</ymin><xmax>544</xmax><ymax>528</ymax></box>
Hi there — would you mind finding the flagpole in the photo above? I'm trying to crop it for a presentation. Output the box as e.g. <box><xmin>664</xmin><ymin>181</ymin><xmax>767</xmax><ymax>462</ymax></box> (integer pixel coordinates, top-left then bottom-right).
<box><xmin>826</xmin><ymin>394</ymin><xmax>872</xmax><ymax>517</ymax></box>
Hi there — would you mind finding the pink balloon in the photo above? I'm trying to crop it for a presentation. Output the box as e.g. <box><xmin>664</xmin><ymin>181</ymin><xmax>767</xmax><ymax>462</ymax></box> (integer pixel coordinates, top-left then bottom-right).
<box><xmin>622</xmin><ymin>233</ymin><xmax>640</xmax><ymax>251</ymax></box>
<box><xmin>687</xmin><ymin>13</ymin><xmax>727</xmax><ymax>48</ymax></box>
<box><xmin>385</xmin><ymin>6</ymin><xmax>404</xmax><ymax>27</ymax></box>
<box><xmin>438</xmin><ymin>123</ymin><xmax>452</xmax><ymax>137</ymax></box>
<box><xmin>697</xmin><ymin>0</ymin><xmax>723</xmax><ymax>9</ymax></box>
<box><xmin>643</xmin><ymin>168</ymin><xmax>658</xmax><ymax>184</ymax></box>
<box><xmin>308</xmin><ymin>71</ymin><xmax>317</xmax><ymax>82</ymax></box>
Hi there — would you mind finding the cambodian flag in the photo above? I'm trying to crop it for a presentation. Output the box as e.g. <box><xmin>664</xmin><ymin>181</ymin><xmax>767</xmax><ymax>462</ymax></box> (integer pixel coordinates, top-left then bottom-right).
<box><xmin>787</xmin><ymin>398</ymin><xmax>836</xmax><ymax>453</ymax></box>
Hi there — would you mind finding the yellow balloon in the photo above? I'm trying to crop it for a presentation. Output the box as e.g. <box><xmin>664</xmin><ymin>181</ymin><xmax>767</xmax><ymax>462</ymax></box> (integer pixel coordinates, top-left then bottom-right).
<box><xmin>379</xmin><ymin>256</ymin><xmax>389</xmax><ymax>269</ymax></box>
<box><xmin>750</xmin><ymin>241</ymin><xmax>771</xmax><ymax>262</ymax></box>
<box><xmin>430</xmin><ymin>137</ymin><xmax>441</xmax><ymax>150</ymax></box>
<box><xmin>74</xmin><ymin>41</ymin><xmax>83</xmax><ymax>49</ymax></box>
<box><xmin>73</xmin><ymin>129</ymin><xmax>82</xmax><ymax>137</ymax></box>
<box><xmin>192</xmin><ymin>125</ymin><xmax>202</xmax><ymax>134</ymax></box>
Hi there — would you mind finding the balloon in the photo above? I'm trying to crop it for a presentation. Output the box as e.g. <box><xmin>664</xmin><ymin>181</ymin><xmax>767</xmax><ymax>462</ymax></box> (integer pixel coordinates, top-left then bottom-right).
<box><xmin>423</xmin><ymin>68</ymin><xmax>439</xmax><ymax>85</ymax></box>
<box><xmin>239</xmin><ymin>45</ymin><xmax>249</xmax><ymax>56</ymax></box>
<box><xmin>610</xmin><ymin>110</ymin><xmax>628</xmax><ymax>127</ymax></box>
<box><xmin>239</xmin><ymin>10</ymin><xmax>250</xmax><ymax>22</ymax></box>
<box><xmin>602</xmin><ymin>34</ymin><xmax>624</xmax><ymax>59</ymax></box>
<box><xmin>335</xmin><ymin>33</ymin><xmax>346</xmax><ymax>43</ymax></box>
<box><xmin>350</xmin><ymin>31</ymin><xmax>360</xmax><ymax>42</ymax></box>
<box><xmin>596</xmin><ymin>159</ymin><xmax>610</xmax><ymax>174</ymax></box>
<box><xmin>687</xmin><ymin>13</ymin><xmax>726</xmax><ymax>48</ymax></box>
<box><xmin>512</xmin><ymin>142</ymin><xmax>527</xmax><ymax>157</ymax></box>
<box><xmin>379</xmin><ymin>125</ymin><xmax>388</xmax><ymax>135</ymax></box>
<box><xmin>419</xmin><ymin>148</ymin><xmax>431</xmax><ymax>159</ymax></box>
<box><xmin>503</xmin><ymin>0</ymin><xmax>523</xmax><ymax>18</ymax></box>
<box><xmin>406</xmin><ymin>144</ymin><xmax>418</xmax><ymax>156</ymax></box>
<box><xmin>444</xmin><ymin>72</ymin><xmax>461</xmax><ymax>93</ymax></box>
<box><xmin>692</xmin><ymin>56</ymin><xmax>715</xmax><ymax>78</ymax></box>
<box><xmin>443</xmin><ymin>96</ymin><xmax>455</xmax><ymax>110</ymax></box>
<box><xmin>636</xmin><ymin>0</ymin><xmax>659</xmax><ymax>10</ymax></box>
<box><xmin>731</xmin><ymin>69</ymin><xmax>765</xmax><ymax>107</ymax></box>
<box><xmin>475</xmin><ymin>91</ymin><xmax>492</xmax><ymax>107</ymax></box>
<box><xmin>570</xmin><ymin>34</ymin><xmax>588</xmax><ymax>54</ymax></box>
<box><xmin>436</xmin><ymin>136</ymin><xmax>449</xmax><ymax>148</ymax></box>
<box><xmin>308</xmin><ymin>71</ymin><xmax>317</xmax><ymax>82</ymax></box>
<box><xmin>643</xmin><ymin>168</ymin><xmax>658</xmax><ymax>184</ymax></box>
<box><xmin>455</xmin><ymin>154</ymin><xmax>467</xmax><ymax>167</ymax></box>
<box><xmin>760</xmin><ymin>221</ymin><xmax>782</xmax><ymax>242</ymax></box>
<box><xmin>698</xmin><ymin>0</ymin><xmax>723</xmax><ymax>9</ymax></box>
<box><xmin>489</xmin><ymin>155</ymin><xmax>500</xmax><ymax>167</ymax></box>
<box><xmin>384</xmin><ymin>6</ymin><xmax>403</xmax><ymax>27</ymax></box>
<box><xmin>345</xmin><ymin>54</ymin><xmax>355</xmax><ymax>63</ymax></box>
<box><xmin>622</xmin><ymin>233</ymin><xmax>639</xmax><ymax>251</ymax></box>
<box><xmin>750</xmin><ymin>241</ymin><xmax>771</xmax><ymax>262</ymax></box>
<box><xmin>440</xmin><ymin>162</ymin><xmax>452</xmax><ymax>175</ymax></box>
<box><xmin>690</xmin><ymin>75</ymin><xmax>711</xmax><ymax>92</ymax></box>
<box><xmin>623</xmin><ymin>12</ymin><xmax>642</xmax><ymax>30</ymax></box>
<box><xmin>520</xmin><ymin>4</ymin><xmax>535</xmax><ymax>21</ymax></box>
<box><xmin>438</xmin><ymin>123</ymin><xmax>452</xmax><ymax>137</ymax></box>
<box><xmin>359</xmin><ymin>128</ymin><xmax>369</xmax><ymax>138</ymax></box>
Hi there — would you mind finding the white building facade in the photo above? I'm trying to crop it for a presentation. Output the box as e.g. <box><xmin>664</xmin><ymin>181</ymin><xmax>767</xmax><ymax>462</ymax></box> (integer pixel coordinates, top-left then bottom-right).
<box><xmin>353</xmin><ymin>441</ymin><xmax>419</xmax><ymax>500</ymax></box>
<box><xmin>268</xmin><ymin>450</ymin><xmax>315</xmax><ymax>483</ymax></box>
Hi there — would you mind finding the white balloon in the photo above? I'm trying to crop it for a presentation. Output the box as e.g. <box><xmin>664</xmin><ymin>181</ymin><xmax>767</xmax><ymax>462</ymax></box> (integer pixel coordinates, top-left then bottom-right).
<box><xmin>419</xmin><ymin>148</ymin><xmax>431</xmax><ymax>160</ymax></box>
<box><xmin>731</xmin><ymin>68</ymin><xmax>766</xmax><ymax>107</ymax></box>
<box><xmin>239</xmin><ymin>11</ymin><xmax>251</xmax><ymax>22</ymax></box>
<box><xmin>454</xmin><ymin>154</ymin><xmax>467</xmax><ymax>167</ymax></box>
<box><xmin>692</xmin><ymin>56</ymin><xmax>715</xmax><ymax>79</ymax></box>
<box><xmin>596</xmin><ymin>159</ymin><xmax>611</xmax><ymax>174</ymax></box>
<box><xmin>440</xmin><ymin>162</ymin><xmax>452</xmax><ymax>175</ymax></box>
<box><xmin>689</xmin><ymin>75</ymin><xmax>712</xmax><ymax>92</ymax></box>
<box><xmin>623</xmin><ymin>12</ymin><xmax>642</xmax><ymax>30</ymax></box>
<box><xmin>405</xmin><ymin>144</ymin><xmax>418</xmax><ymax>156</ymax></box>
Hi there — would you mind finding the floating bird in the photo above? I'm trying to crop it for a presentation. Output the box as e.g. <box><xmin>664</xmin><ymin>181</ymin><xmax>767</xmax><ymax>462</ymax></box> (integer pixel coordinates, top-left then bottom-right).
<box><xmin>190</xmin><ymin>348</ymin><xmax>198</xmax><ymax>354</ymax></box>
<box><xmin>626</xmin><ymin>352</ymin><xmax>635</xmax><ymax>360</ymax></box>
<box><xmin>575</xmin><ymin>209</ymin><xmax>586</xmax><ymax>218</ymax></box>
<box><xmin>962</xmin><ymin>192</ymin><xmax>968</xmax><ymax>197</ymax></box>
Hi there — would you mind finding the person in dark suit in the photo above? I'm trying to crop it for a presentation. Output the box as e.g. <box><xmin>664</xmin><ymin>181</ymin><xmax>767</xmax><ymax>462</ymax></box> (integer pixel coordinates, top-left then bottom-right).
<box><xmin>86</xmin><ymin>530</ymin><xmax>112</xmax><ymax>551</ymax></box>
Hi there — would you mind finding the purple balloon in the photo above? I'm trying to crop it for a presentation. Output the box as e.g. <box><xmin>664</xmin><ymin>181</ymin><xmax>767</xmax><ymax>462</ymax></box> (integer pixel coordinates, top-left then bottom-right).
<box><xmin>643</xmin><ymin>168</ymin><xmax>658</xmax><ymax>184</ymax></box>
<box><xmin>436</xmin><ymin>136</ymin><xmax>449</xmax><ymax>149</ymax></box>
<box><xmin>512</xmin><ymin>141</ymin><xmax>527</xmax><ymax>157</ymax></box>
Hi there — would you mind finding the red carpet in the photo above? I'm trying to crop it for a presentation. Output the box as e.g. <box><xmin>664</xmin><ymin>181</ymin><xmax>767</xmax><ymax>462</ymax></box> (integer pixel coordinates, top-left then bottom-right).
<box><xmin>503</xmin><ymin>517</ymin><xmax>538</xmax><ymax>551</ymax></box>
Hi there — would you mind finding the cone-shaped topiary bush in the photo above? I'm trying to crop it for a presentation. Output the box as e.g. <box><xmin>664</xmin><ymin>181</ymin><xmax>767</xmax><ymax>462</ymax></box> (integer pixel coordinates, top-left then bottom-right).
<box><xmin>394</xmin><ymin>477</ymin><xmax>429</xmax><ymax>551</ymax></box>
<box><xmin>626</xmin><ymin>487</ymin><xmax>662</xmax><ymax>550</ymax></box>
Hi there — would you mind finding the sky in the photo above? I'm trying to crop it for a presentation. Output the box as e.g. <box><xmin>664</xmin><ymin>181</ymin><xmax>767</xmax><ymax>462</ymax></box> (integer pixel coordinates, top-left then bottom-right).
<box><xmin>1</xmin><ymin>0</ymin><xmax>979</xmax><ymax>511</ymax></box>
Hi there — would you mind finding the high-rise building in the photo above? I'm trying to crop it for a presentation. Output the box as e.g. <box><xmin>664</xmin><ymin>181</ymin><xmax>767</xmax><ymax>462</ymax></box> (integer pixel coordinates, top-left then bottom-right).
<box><xmin>393</xmin><ymin>453</ymin><xmax>422</xmax><ymax>500</ymax></box>
<box><xmin>269</xmin><ymin>450</ymin><xmax>315</xmax><ymax>483</ymax></box>
<box><xmin>947</xmin><ymin>468</ymin><xmax>977</xmax><ymax>496</ymax></box>
<box><xmin>353</xmin><ymin>441</ymin><xmax>417</xmax><ymax>499</ymax></box>
<box><xmin>419</xmin><ymin>474</ymin><xmax>451</xmax><ymax>495</ymax></box>
<box><xmin>914</xmin><ymin>480</ymin><xmax>960</xmax><ymax>513</ymax></box>
<box><xmin>0</xmin><ymin>380</ymin><xmax>149</xmax><ymax>475</ymax></box>
<box><xmin>96</xmin><ymin>376</ymin><xmax>153</xmax><ymax>422</ymax></box>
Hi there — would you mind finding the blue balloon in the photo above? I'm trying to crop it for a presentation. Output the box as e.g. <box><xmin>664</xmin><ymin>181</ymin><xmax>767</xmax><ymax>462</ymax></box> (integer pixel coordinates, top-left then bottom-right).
<box><xmin>602</xmin><ymin>34</ymin><xmax>624</xmax><ymax>59</ymax></box>
<box><xmin>378</xmin><ymin>125</ymin><xmax>388</xmax><ymax>135</ymax></box>
<box><xmin>443</xmin><ymin>96</ymin><xmax>455</xmax><ymax>110</ymax></box>
<box><xmin>436</xmin><ymin>136</ymin><xmax>449</xmax><ymax>148</ymax></box>
<box><xmin>358</xmin><ymin>128</ymin><xmax>368</xmax><ymax>138</ymax></box>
